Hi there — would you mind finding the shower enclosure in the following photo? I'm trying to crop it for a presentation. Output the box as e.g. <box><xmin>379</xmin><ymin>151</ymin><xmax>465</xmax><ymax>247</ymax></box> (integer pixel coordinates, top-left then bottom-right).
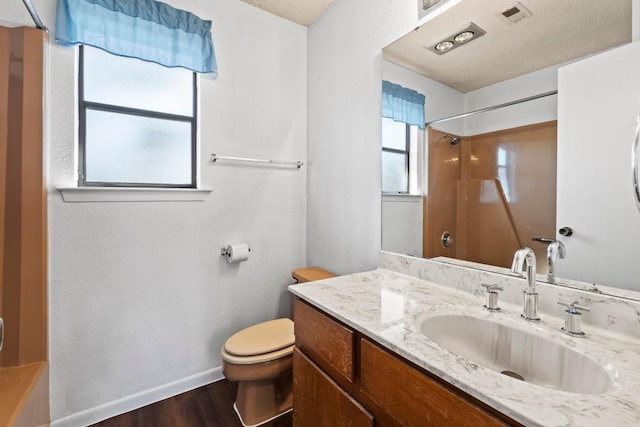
<box><xmin>0</xmin><ymin>24</ymin><xmax>48</xmax><ymax>426</ymax></box>
<box><xmin>424</xmin><ymin>121</ymin><xmax>557</xmax><ymax>270</ymax></box>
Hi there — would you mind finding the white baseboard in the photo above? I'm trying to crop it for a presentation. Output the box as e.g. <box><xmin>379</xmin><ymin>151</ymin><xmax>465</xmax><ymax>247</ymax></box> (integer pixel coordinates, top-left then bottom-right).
<box><xmin>51</xmin><ymin>367</ymin><xmax>224</xmax><ymax>427</ymax></box>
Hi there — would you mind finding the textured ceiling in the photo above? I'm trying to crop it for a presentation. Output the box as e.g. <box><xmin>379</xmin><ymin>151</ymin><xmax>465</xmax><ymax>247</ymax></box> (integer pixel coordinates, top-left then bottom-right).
<box><xmin>384</xmin><ymin>0</ymin><xmax>632</xmax><ymax>93</ymax></box>
<box><xmin>240</xmin><ymin>0</ymin><xmax>335</xmax><ymax>26</ymax></box>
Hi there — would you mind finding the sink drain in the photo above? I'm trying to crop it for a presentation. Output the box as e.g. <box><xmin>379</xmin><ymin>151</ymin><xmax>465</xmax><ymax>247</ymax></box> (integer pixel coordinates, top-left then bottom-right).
<box><xmin>501</xmin><ymin>370</ymin><xmax>525</xmax><ymax>381</ymax></box>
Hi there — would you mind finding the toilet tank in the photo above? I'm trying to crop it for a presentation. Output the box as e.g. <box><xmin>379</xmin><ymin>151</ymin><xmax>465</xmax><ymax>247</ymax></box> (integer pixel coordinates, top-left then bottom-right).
<box><xmin>292</xmin><ymin>267</ymin><xmax>335</xmax><ymax>283</ymax></box>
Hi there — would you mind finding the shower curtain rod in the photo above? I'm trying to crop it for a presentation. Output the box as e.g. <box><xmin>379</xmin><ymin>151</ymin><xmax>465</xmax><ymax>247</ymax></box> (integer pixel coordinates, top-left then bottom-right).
<box><xmin>21</xmin><ymin>0</ymin><xmax>48</xmax><ymax>32</ymax></box>
<box><xmin>425</xmin><ymin>90</ymin><xmax>558</xmax><ymax>126</ymax></box>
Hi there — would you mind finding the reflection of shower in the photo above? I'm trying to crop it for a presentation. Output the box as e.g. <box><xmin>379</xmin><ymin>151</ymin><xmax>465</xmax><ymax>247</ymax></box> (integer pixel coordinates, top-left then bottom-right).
<box><xmin>442</xmin><ymin>133</ymin><xmax>462</xmax><ymax>145</ymax></box>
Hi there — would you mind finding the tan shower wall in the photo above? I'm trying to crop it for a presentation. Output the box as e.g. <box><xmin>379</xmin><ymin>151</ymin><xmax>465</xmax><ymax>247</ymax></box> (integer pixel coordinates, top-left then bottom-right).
<box><xmin>0</xmin><ymin>24</ymin><xmax>48</xmax><ymax>427</ymax></box>
<box><xmin>0</xmin><ymin>26</ymin><xmax>47</xmax><ymax>367</ymax></box>
<box><xmin>425</xmin><ymin>128</ymin><xmax>461</xmax><ymax>258</ymax></box>
<box><xmin>456</xmin><ymin>179</ymin><xmax>522</xmax><ymax>268</ymax></box>
<box><xmin>463</xmin><ymin>121</ymin><xmax>557</xmax><ymax>269</ymax></box>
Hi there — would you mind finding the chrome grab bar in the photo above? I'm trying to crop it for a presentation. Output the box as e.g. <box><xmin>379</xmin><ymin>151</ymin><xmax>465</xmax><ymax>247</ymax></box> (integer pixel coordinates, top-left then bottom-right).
<box><xmin>0</xmin><ymin>318</ymin><xmax>3</xmax><ymax>352</ymax></box>
<box><xmin>633</xmin><ymin>115</ymin><xmax>640</xmax><ymax>213</ymax></box>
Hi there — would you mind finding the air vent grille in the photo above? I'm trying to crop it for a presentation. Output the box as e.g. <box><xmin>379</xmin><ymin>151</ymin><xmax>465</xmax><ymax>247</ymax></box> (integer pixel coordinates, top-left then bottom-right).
<box><xmin>502</xmin><ymin>7</ymin><xmax>520</xmax><ymax>18</ymax></box>
<box><xmin>423</xmin><ymin>0</ymin><xmax>442</xmax><ymax>11</ymax></box>
<box><xmin>497</xmin><ymin>2</ymin><xmax>533</xmax><ymax>24</ymax></box>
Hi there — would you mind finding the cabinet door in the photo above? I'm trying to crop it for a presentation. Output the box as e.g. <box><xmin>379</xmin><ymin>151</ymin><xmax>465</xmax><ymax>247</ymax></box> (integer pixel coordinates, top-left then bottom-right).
<box><xmin>360</xmin><ymin>339</ymin><xmax>506</xmax><ymax>427</ymax></box>
<box><xmin>293</xmin><ymin>348</ymin><xmax>374</xmax><ymax>427</ymax></box>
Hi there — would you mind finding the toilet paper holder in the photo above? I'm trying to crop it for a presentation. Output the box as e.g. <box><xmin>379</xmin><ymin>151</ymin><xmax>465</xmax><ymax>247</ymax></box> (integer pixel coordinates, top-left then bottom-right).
<box><xmin>221</xmin><ymin>245</ymin><xmax>251</xmax><ymax>256</ymax></box>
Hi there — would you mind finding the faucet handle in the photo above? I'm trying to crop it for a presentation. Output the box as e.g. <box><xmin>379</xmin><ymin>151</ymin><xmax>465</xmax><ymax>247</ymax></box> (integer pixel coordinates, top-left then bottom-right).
<box><xmin>557</xmin><ymin>300</ymin><xmax>590</xmax><ymax>313</ymax></box>
<box><xmin>481</xmin><ymin>284</ymin><xmax>503</xmax><ymax>311</ymax></box>
<box><xmin>557</xmin><ymin>300</ymin><xmax>590</xmax><ymax>337</ymax></box>
<box><xmin>481</xmin><ymin>283</ymin><xmax>504</xmax><ymax>292</ymax></box>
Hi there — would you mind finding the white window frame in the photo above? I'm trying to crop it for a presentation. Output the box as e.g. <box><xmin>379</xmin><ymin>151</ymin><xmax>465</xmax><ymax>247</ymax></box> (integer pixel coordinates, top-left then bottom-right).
<box><xmin>382</xmin><ymin>118</ymin><xmax>425</xmax><ymax>196</ymax></box>
<box><xmin>58</xmin><ymin>47</ymin><xmax>211</xmax><ymax>202</ymax></box>
<box><xmin>78</xmin><ymin>46</ymin><xmax>198</xmax><ymax>189</ymax></box>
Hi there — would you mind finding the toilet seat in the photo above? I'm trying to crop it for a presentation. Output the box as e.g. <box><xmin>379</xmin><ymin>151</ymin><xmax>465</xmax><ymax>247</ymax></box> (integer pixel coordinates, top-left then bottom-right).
<box><xmin>221</xmin><ymin>344</ymin><xmax>294</xmax><ymax>365</ymax></box>
<box><xmin>222</xmin><ymin>318</ymin><xmax>294</xmax><ymax>364</ymax></box>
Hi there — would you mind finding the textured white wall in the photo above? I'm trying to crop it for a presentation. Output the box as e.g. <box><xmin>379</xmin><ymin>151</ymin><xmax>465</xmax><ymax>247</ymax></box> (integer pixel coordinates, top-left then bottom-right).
<box><xmin>306</xmin><ymin>0</ymin><xmax>441</xmax><ymax>274</ymax></box>
<box><xmin>1</xmin><ymin>0</ymin><xmax>307</xmax><ymax>424</ymax></box>
<box><xmin>381</xmin><ymin>196</ymin><xmax>423</xmax><ymax>257</ymax></box>
<box><xmin>0</xmin><ymin>0</ymin><xmax>34</xmax><ymax>27</ymax></box>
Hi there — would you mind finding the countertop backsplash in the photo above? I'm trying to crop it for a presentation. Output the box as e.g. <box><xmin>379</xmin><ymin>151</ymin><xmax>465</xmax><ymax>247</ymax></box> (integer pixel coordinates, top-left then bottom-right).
<box><xmin>378</xmin><ymin>251</ymin><xmax>640</xmax><ymax>340</ymax></box>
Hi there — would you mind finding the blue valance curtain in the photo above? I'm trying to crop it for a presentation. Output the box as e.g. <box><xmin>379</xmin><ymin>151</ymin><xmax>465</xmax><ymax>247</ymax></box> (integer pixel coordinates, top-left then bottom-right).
<box><xmin>382</xmin><ymin>81</ymin><xmax>425</xmax><ymax>129</ymax></box>
<box><xmin>55</xmin><ymin>0</ymin><xmax>217</xmax><ymax>76</ymax></box>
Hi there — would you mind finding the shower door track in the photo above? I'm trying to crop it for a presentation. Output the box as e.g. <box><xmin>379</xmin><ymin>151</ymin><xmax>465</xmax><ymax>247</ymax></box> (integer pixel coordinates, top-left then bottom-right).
<box><xmin>425</xmin><ymin>90</ymin><xmax>558</xmax><ymax>126</ymax></box>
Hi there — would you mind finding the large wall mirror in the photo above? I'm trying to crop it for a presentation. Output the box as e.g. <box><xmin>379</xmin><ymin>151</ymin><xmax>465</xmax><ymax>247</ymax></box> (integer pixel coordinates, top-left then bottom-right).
<box><xmin>381</xmin><ymin>0</ymin><xmax>640</xmax><ymax>297</ymax></box>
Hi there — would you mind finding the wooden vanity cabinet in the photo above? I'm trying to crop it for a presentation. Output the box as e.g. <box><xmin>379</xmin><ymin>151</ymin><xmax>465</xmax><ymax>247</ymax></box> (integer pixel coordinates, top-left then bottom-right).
<box><xmin>293</xmin><ymin>299</ymin><xmax>520</xmax><ymax>427</ymax></box>
<box><xmin>293</xmin><ymin>348</ymin><xmax>374</xmax><ymax>427</ymax></box>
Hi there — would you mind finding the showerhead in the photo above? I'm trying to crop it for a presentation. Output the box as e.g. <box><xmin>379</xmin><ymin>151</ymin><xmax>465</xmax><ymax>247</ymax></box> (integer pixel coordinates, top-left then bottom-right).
<box><xmin>443</xmin><ymin>134</ymin><xmax>462</xmax><ymax>145</ymax></box>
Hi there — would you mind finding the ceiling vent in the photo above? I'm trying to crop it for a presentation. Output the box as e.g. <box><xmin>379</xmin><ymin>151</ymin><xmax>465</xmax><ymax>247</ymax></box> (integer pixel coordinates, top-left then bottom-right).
<box><xmin>497</xmin><ymin>2</ymin><xmax>533</xmax><ymax>24</ymax></box>
<box><xmin>418</xmin><ymin>0</ymin><xmax>447</xmax><ymax>20</ymax></box>
<box><xmin>423</xmin><ymin>0</ymin><xmax>442</xmax><ymax>10</ymax></box>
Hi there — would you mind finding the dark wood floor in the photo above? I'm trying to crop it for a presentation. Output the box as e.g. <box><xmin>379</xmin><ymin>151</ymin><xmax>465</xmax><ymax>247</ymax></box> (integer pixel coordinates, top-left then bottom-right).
<box><xmin>91</xmin><ymin>380</ymin><xmax>292</xmax><ymax>427</ymax></box>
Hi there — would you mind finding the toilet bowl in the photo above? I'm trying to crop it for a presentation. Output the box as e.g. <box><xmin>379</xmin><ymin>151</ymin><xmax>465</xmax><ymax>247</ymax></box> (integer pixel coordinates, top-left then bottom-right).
<box><xmin>222</xmin><ymin>318</ymin><xmax>294</xmax><ymax>427</ymax></box>
<box><xmin>221</xmin><ymin>267</ymin><xmax>335</xmax><ymax>427</ymax></box>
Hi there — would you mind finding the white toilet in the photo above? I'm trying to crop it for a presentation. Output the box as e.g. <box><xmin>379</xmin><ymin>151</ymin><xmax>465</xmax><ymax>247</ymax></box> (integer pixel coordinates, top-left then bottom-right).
<box><xmin>221</xmin><ymin>267</ymin><xmax>335</xmax><ymax>427</ymax></box>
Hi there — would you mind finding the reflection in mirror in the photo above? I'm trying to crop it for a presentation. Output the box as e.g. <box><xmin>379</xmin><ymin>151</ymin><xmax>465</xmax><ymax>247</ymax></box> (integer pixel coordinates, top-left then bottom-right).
<box><xmin>426</xmin><ymin>120</ymin><xmax>556</xmax><ymax>273</ymax></box>
<box><xmin>380</xmin><ymin>0</ymin><xmax>639</xmax><ymax>297</ymax></box>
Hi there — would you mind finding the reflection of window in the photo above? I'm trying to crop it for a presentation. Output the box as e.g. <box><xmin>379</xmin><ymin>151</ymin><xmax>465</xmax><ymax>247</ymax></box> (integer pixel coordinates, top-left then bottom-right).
<box><xmin>382</xmin><ymin>118</ymin><xmax>409</xmax><ymax>193</ymax></box>
<box><xmin>382</xmin><ymin>118</ymin><xmax>420</xmax><ymax>193</ymax></box>
<box><xmin>497</xmin><ymin>147</ymin><xmax>514</xmax><ymax>202</ymax></box>
<box><xmin>79</xmin><ymin>46</ymin><xmax>197</xmax><ymax>187</ymax></box>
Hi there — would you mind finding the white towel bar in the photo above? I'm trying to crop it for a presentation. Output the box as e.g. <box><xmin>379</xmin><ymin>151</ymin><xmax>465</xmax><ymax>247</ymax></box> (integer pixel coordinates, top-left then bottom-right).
<box><xmin>210</xmin><ymin>154</ymin><xmax>303</xmax><ymax>168</ymax></box>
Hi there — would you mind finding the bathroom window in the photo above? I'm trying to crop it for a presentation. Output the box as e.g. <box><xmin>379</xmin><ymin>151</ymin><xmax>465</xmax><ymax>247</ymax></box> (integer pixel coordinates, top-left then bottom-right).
<box><xmin>78</xmin><ymin>46</ymin><xmax>197</xmax><ymax>188</ymax></box>
<box><xmin>382</xmin><ymin>117</ymin><xmax>420</xmax><ymax>194</ymax></box>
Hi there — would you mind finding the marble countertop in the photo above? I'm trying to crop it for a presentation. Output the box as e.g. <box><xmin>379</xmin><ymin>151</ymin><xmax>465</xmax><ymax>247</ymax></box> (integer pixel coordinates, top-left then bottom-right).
<box><xmin>289</xmin><ymin>268</ymin><xmax>640</xmax><ymax>427</ymax></box>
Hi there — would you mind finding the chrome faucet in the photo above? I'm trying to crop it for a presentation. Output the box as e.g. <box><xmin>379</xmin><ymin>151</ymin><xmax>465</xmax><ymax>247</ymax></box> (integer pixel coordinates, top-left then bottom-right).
<box><xmin>511</xmin><ymin>247</ymin><xmax>540</xmax><ymax>321</ymax></box>
<box><xmin>546</xmin><ymin>240</ymin><xmax>566</xmax><ymax>283</ymax></box>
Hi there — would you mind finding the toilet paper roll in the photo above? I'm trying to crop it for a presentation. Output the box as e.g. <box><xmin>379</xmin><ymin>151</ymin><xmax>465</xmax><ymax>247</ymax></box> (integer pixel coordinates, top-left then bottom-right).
<box><xmin>226</xmin><ymin>243</ymin><xmax>250</xmax><ymax>264</ymax></box>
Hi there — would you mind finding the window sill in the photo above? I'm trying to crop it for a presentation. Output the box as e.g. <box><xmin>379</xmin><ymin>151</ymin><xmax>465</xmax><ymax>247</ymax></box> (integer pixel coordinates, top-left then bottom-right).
<box><xmin>57</xmin><ymin>187</ymin><xmax>212</xmax><ymax>202</ymax></box>
<box><xmin>382</xmin><ymin>194</ymin><xmax>424</xmax><ymax>202</ymax></box>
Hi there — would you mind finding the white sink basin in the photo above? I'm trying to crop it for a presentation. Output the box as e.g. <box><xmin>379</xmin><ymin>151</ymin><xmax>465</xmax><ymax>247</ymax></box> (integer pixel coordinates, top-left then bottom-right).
<box><xmin>420</xmin><ymin>314</ymin><xmax>614</xmax><ymax>395</ymax></box>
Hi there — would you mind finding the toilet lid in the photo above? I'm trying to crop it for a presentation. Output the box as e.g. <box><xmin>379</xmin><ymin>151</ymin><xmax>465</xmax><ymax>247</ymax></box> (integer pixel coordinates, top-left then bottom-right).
<box><xmin>221</xmin><ymin>344</ymin><xmax>293</xmax><ymax>365</ymax></box>
<box><xmin>224</xmin><ymin>318</ymin><xmax>294</xmax><ymax>357</ymax></box>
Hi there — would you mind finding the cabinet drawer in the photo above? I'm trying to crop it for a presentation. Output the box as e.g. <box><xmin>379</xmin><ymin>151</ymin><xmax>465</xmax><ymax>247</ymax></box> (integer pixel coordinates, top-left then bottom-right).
<box><xmin>294</xmin><ymin>299</ymin><xmax>354</xmax><ymax>382</ymax></box>
<box><xmin>360</xmin><ymin>339</ymin><xmax>506</xmax><ymax>427</ymax></box>
<box><xmin>293</xmin><ymin>348</ymin><xmax>374</xmax><ymax>427</ymax></box>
